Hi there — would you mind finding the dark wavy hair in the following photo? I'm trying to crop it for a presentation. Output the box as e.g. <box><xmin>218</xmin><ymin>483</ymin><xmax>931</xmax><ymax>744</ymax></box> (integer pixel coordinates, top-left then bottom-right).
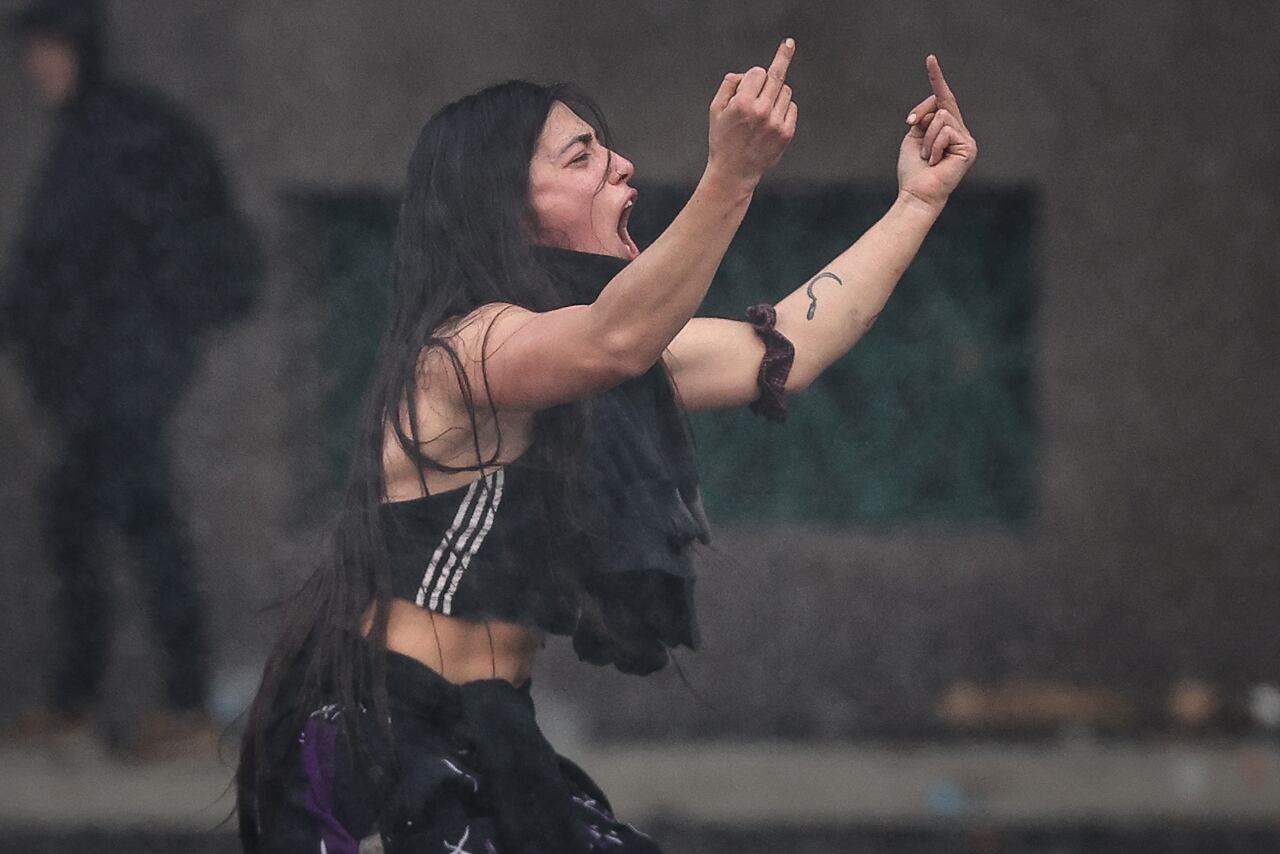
<box><xmin>235</xmin><ymin>80</ymin><xmax>615</xmax><ymax>847</ymax></box>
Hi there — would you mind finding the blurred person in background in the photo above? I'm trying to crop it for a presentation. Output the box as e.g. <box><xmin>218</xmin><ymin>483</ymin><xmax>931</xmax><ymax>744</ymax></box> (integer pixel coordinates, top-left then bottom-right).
<box><xmin>1</xmin><ymin>0</ymin><xmax>259</xmax><ymax>758</ymax></box>
<box><xmin>237</xmin><ymin>38</ymin><xmax>974</xmax><ymax>854</ymax></box>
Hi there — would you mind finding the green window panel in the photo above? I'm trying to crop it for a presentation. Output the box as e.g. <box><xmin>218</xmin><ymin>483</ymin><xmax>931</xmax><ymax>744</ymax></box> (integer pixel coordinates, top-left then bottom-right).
<box><xmin>286</xmin><ymin>190</ymin><xmax>397</xmax><ymax>489</ymax></box>
<box><xmin>628</xmin><ymin>186</ymin><xmax>1038</xmax><ymax>526</ymax></box>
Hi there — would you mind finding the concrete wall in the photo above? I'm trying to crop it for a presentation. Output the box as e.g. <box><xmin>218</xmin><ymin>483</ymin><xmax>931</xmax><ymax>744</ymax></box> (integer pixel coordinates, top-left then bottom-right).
<box><xmin>0</xmin><ymin>1</ymin><xmax>1276</xmax><ymax>738</ymax></box>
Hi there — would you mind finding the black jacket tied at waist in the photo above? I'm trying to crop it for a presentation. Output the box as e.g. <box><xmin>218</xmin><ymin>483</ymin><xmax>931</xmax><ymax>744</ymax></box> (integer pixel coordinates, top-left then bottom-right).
<box><xmin>243</xmin><ymin>651</ymin><xmax>662</xmax><ymax>853</ymax></box>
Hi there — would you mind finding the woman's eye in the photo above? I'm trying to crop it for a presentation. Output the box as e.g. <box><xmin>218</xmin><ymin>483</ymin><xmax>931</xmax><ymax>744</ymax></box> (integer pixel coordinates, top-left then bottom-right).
<box><xmin>571</xmin><ymin>152</ymin><xmax>590</xmax><ymax>165</ymax></box>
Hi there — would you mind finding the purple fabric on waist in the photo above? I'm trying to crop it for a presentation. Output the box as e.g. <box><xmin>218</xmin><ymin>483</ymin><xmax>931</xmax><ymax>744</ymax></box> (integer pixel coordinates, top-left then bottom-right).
<box><xmin>300</xmin><ymin>711</ymin><xmax>360</xmax><ymax>854</ymax></box>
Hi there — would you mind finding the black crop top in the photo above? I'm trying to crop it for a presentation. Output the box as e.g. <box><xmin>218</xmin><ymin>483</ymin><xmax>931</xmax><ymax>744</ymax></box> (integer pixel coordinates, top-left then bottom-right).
<box><xmin>380</xmin><ymin>248</ymin><xmax>711</xmax><ymax>676</ymax></box>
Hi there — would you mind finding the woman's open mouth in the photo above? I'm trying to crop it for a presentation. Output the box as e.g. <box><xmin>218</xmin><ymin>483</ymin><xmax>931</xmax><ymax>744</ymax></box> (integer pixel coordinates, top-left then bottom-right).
<box><xmin>617</xmin><ymin>194</ymin><xmax>639</xmax><ymax>260</ymax></box>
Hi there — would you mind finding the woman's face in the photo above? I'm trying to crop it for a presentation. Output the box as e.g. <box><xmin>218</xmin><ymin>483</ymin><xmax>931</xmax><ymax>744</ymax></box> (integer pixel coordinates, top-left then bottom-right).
<box><xmin>528</xmin><ymin>101</ymin><xmax>639</xmax><ymax>261</ymax></box>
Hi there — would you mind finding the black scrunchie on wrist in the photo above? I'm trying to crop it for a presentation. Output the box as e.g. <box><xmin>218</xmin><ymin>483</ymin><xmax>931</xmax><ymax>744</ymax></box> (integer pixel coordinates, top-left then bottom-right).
<box><xmin>745</xmin><ymin>303</ymin><xmax>795</xmax><ymax>423</ymax></box>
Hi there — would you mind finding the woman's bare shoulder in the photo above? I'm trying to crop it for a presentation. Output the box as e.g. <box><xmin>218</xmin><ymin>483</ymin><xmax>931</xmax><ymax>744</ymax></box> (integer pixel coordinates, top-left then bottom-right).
<box><xmin>414</xmin><ymin>302</ymin><xmax>536</xmax><ymax>400</ymax></box>
<box><xmin>382</xmin><ymin>305</ymin><xmax>535</xmax><ymax>498</ymax></box>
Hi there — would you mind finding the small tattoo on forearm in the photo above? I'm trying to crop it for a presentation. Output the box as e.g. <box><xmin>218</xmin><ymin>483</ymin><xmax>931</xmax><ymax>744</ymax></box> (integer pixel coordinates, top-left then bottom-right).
<box><xmin>805</xmin><ymin>272</ymin><xmax>843</xmax><ymax>320</ymax></box>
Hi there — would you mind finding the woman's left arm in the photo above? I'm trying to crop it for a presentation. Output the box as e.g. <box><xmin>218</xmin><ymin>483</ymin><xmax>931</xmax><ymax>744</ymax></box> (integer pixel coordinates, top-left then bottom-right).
<box><xmin>664</xmin><ymin>55</ymin><xmax>977</xmax><ymax>412</ymax></box>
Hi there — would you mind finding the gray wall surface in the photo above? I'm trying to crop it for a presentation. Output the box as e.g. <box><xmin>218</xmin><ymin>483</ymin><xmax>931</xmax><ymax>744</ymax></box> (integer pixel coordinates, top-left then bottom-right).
<box><xmin>0</xmin><ymin>1</ymin><xmax>1276</xmax><ymax>740</ymax></box>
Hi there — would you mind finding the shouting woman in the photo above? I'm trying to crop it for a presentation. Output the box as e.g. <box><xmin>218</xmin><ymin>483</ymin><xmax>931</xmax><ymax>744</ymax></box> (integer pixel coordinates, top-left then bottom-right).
<box><xmin>237</xmin><ymin>40</ymin><xmax>976</xmax><ymax>853</ymax></box>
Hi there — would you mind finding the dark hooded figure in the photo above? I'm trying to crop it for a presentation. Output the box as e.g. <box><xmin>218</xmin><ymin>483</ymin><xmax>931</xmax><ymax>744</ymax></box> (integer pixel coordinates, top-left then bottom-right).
<box><xmin>2</xmin><ymin>0</ymin><xmax>259</xmax><ymax>757</ymax></box>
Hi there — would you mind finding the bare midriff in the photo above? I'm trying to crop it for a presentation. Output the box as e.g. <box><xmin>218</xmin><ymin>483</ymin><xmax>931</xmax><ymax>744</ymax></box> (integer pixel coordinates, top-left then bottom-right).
<box><xmin>370</xmin><ymin>598</ymin><xmax>542</xmax><ymax>687</ymax></box>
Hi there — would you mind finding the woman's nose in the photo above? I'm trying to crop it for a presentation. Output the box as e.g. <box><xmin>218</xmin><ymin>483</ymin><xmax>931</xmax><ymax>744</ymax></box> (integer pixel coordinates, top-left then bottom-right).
<box><xmin>611</xmin><ymin>153</ymin><xmax>635</xmax><ymax>183</ymax></box>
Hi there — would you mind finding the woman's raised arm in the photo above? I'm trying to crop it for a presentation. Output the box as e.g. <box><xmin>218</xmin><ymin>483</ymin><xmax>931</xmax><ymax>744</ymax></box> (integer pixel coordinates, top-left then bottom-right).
<box><xmin>439</xmin><ymin>40</ymin><xmax>799</xmax><ymax>413</ymax></box>
<box><xmin>664</xmin><ymin>54</ymin><xmax>978</xmax><ymax>412</ymax></box>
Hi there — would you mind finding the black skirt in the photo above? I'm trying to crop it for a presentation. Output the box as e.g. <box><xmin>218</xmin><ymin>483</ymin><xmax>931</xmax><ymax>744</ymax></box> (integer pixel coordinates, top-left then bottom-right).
<box><xmin>252</xmin><ymin>650</ymin><xmax>662</xmax><ymax>854</ymax></box>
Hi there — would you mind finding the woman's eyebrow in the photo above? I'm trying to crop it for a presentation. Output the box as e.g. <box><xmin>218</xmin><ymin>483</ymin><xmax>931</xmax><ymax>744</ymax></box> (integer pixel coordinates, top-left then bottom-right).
<box><xmin>557</xmin><ymin>132</ymin><xmax>594</xmax><ymax>158</ymax></box>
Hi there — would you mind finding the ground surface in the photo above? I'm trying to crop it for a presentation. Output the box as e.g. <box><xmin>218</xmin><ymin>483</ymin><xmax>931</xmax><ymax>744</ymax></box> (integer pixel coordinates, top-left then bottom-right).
<box><xmin>2</xmin><ymin>739</ymin><xmax>1278</xmax><ymax>852</ymax></box>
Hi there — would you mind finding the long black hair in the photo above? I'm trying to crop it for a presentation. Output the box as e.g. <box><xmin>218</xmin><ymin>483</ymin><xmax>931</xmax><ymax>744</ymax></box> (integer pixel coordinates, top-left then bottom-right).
<box><xmin>236</xmin><ymin>80</ymin><xmax>616</xmax><ymax>845</ymax></box>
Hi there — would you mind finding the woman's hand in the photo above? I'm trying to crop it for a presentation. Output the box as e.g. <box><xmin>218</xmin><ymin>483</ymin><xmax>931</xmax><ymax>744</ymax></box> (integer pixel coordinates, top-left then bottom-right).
<box><xmin>897</xmin><ymin>55</ymin><xmax>977</xmax><ymax>210</ymax></box>
<box><xmin>706</xmin><ymin>39</ymin><xmax>799</xmax><ymax>191</ymax></box>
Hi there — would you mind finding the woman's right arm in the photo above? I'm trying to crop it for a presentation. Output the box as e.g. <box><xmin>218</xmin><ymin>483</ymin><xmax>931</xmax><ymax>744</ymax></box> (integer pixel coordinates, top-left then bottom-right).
<box><xmin>443</xmin><ymin>39</ymin><xmax>799</xmax><ymax>412</ymax></box>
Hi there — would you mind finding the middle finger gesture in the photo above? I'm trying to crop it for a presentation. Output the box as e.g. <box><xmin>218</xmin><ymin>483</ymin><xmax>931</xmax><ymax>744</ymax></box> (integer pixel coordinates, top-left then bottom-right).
<box><xmin>708</xmin><ymin>38</ymin><xmax>800</xmax><ymax>186</ymax></box>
